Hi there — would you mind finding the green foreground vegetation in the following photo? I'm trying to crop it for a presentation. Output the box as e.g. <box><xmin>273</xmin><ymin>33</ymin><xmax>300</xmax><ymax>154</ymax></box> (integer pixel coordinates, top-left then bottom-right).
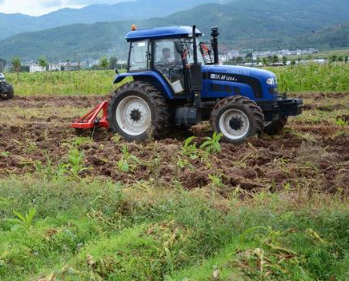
<box><xmin>4</xmin><ymin>63</ymin><xmax>349</xmax><ymax>96</ymax></box>
<box><xmin>0</xmin><ymin>174</ymin><xmax>348</xmax><ymax>281</ymax></box>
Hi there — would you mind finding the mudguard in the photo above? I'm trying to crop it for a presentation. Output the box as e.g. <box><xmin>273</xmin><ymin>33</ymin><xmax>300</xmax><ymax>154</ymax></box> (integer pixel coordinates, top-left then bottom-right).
<box><xmin>113</xmin><ymin>71</ymin><xmax>175</xmax><ymax>99</ymax></box>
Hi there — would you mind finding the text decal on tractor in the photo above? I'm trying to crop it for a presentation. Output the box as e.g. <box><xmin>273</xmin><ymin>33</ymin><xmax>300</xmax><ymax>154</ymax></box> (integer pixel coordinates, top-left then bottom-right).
<box><xmin>72</xmin><ymin>25</ymin><xmax>303</xmax><ymax>143</ymax></box>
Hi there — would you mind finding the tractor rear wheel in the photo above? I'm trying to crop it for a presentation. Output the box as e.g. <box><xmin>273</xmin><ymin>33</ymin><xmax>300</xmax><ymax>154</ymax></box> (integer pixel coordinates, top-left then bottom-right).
<box><xmin>0</xmin><ymin>83</ymin><xmax>14</xmax><ymax>100</ymax></box>
<box><xmin>108</xmin><ymin>81</ymin><xmax>169</xmax><ymax>141</ymax></box>
<box><xmin>211</xmin><ymin>96</ymin><xmax>264</xmax><ymax>144</ymax></box>
<box><xmin>264</xmin><ymin>117</ymin><xmax>288</xmax><ymax>135</ymax></box>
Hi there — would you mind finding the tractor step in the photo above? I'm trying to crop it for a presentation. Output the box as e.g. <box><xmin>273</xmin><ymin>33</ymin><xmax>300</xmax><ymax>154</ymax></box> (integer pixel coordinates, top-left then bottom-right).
<box><xmin>71</xmin><ymin>100</ymin><xmax>110</xmax><ymax>129</ymax></box>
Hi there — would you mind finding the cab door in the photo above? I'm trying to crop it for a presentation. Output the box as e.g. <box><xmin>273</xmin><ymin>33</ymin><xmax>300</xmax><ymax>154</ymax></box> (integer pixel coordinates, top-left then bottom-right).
<box><xmin>153</xmin><ymin>39</ymin><xmax>187</xmax><ymax>96</ymax></box>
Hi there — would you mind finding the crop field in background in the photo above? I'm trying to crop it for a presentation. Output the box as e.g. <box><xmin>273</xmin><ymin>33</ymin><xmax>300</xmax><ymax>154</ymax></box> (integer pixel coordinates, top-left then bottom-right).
<box><xmin>286</xmin><ymin>48</ymin><xmax>349</xmax><ymax>60</ymax></box>
<box><xmin>0</xmin><ymin>64</ymin><xmax>348</xmax><ymax>280</ymax></box>
<box><xmin>4</xmin><ymin>63</ymin><xmax>349</xmax><ymax>95</ymax></box>
<box><xmin>269</xmin><ymin>63</ymin><xmax>349</xmax><ymax>93</ymax></box>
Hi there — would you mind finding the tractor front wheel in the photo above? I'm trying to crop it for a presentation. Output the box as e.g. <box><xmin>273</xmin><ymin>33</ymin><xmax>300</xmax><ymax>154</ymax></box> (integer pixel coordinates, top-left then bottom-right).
<box><xmin>108</xmin><ymin>81</ymin><xmax>169</xmax><ymax>141</ymax></box>
<box><xmin>264</xmin><ymin>117</ymin><xmax>288</xmax><ymax>135</ymax></box>
<box><xmin>211</xmin><ymin>96</ymin><xmax>264</xmax><ymax>144</ymax></box>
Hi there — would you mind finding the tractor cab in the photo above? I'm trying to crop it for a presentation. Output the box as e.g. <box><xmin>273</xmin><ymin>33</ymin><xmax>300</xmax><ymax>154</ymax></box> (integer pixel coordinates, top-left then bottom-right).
<box><xmin>124</xmin><ymin>26</ymin><xmax>204</xmax><ymax>96</ymax></box>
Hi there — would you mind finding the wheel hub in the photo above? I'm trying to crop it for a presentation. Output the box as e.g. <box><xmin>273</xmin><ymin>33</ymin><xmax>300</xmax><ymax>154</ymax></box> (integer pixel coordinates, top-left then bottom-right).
<box><xmin>130</xmin><ymin>109</ymin><xmax>142</xmax><ymax>122</ymax></box>
<box><xmin>218</xmin><ymin>108</ymin><xmax>250</xmax><ymax>141</ymax></box>
<box><xmin>115</xmin><ymin>95</ymin><xmax>152</xmax><ymax>136</ymax></box>
<box><xmin>229</xmin><ymin>117</ymin><xmax>243</xmax><ymax>130</ymax></box>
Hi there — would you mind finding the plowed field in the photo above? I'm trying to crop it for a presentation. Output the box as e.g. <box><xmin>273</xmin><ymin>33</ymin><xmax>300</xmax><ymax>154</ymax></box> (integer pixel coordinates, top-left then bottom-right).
<box><xmin>1</xmin><ymin>93</ymin><xmax>348</xmax><ymax>193</ymax></box>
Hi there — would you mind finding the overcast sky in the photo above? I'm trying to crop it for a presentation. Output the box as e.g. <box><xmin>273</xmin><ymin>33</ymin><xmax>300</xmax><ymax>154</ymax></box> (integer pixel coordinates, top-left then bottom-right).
<box><xmin>0</xmin><ymin>0</ymin><xmax>131</xmax><ymax>16</ymax></box>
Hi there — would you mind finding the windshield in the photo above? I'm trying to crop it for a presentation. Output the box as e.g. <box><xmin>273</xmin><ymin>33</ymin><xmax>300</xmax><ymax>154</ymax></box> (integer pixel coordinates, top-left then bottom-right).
<box><xmin>182</xmin><ymin>38</ymin><xmax>205</xmax><ymax>65</ymax></box>
<box><xmin>199</xmin><ymin>42</ymin><xmax>214</xmax><ymax>64</ymax></box>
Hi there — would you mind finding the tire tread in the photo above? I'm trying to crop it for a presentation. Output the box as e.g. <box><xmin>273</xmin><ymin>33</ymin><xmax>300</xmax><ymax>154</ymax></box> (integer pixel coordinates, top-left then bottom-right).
<box><xmin>107</xmin><ymin>81</ymin><xmax>169</xmax><ymax>141</ymax></box>
<box><xmin>211</xmin><ymin>96</ymin><xmax>264</xmax><ymax>143</ymax></box>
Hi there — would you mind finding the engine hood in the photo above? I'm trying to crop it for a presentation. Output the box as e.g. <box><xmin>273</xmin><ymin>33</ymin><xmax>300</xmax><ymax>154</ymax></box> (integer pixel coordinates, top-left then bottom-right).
<box><xmin>202</xmin><ymin>65</ymin><xmax>276</xmax><ymax>81</ymax></box>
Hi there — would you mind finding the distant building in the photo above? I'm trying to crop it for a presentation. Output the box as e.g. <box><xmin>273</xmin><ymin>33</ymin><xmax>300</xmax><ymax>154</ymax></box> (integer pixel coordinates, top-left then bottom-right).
<box><xmin>29</xmin><ymin>64</ymin><xmax>46</xmax><ymax>73</ymax></box>
<box><xmin>49</xmin><ymin>63</ymin><xmax>60</xmax><ymax>71</ymax></box>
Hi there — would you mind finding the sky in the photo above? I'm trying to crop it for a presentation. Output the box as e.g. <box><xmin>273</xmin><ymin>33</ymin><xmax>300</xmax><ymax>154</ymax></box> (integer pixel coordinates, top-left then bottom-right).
<box><xmin>0</xmin><ymin>0</ymin><xmax>130</xmax><ymax>16</ymax></box>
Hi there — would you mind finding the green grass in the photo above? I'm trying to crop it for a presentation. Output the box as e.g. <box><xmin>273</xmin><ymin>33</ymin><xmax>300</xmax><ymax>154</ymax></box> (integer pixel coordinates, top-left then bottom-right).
<box><xmin>4</xmin><ymin>63</ymin><xmax>349</xmax><ymax>96</ymax></box>
<box><xmin>0</xmin><ymin>174</ymin><xmax>348</xmax><ymax>281</ymax></box>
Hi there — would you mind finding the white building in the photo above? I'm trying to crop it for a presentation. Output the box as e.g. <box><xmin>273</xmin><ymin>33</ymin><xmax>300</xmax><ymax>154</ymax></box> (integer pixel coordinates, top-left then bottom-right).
<box><xmin>49</xmin><ymin>63</ymin><xmax>61</xmax><ymax>71</ymax></box>
<box><xmin>29</xmin><ymin>64</ymin><xmax>46</xmax><ymax>73</ymax></box>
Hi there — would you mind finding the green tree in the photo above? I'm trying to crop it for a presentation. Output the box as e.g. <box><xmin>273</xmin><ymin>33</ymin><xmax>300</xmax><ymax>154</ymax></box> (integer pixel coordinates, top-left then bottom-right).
<box><xmin>272</xmin><ymin>55</ymin><xmax>279</xmax><ymax>64</ymax></box>
<box><xmin>109</xmin><ymin>56</ymin><xmax>118</xmax><ymax>70</ymax></box>
<box><xmin>99</xmin><ymin>57</ymin><xmax>109</xmax><ymax>69</ymax></box>
<box><xmin>12</xmin><ymin>57</ymin><xmax>21</xmax><ymax>80</ymax></box>
<box><xmin>245</xmin><ymin>53</ymin><xmax>253</xmax><ymax>60</ymax></box>
<box><xmin>262</xmin><ymin>57</ymin><xmax>268</xmax><ymax>66</ymax></box>
<box><xmin>37</xmin><ymin>57</ymin><xmax>49</xmax><ymax>71</ymax></box>
<box><xmin>236</xmin><ymin>56</ymin><xmax>244</xmax><ymax>64</ymax></box>
<box><xmin>256</xmin><ymin>57</ymin><xmax>261</xmax><ymax>66</ymax></box>
<box><xmin>0</xmin><ymin>58</ymin><xmax>7</xmax><ymax>72</ymax></box>
<box><xmin>229</xmin><ymin>57</ymin><xmax>237</xmax><ymax>65</ymax></box>
<box><xmin>329</xmin><ymin>55</ymin><xmax>337</xmax><ymax>63</ymax></box>
<box><xmin>268</xmin><ymin>56</ymin><xmax>273</xmax><ymax>64</ymax></box>
<box><xmin>282</xmin><ymin>56</ymin><xmax>288</xmax><ymax>65</ymax></box>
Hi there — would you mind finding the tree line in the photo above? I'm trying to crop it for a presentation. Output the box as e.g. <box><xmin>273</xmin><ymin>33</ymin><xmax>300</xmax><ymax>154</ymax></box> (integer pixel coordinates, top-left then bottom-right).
<box><xmin>0</xmin><ymin>56</ymin><xmax>121</xmax><ymax>76</ymax></box>
<box><xmin>226</xmin><ymin>53</ymin><xmax>349</xmax><ymax>66</ymax></box>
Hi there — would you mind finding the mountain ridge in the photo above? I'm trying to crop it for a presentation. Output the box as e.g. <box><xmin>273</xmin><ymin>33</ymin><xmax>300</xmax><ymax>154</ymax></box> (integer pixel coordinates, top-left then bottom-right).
<box><xmin>0</xmin><ymin>0</ymin><xmax>225</xmax><ymax>39</ymax></box>
<box><xmin>0</xmin><ymin>0</ymin><xmax>348</xmax><ymax>61</ymax></box>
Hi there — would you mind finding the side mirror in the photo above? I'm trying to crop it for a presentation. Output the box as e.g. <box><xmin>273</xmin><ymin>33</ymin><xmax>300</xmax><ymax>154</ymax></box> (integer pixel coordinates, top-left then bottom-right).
<box><xmin>115</xmin><ymin>69</ymin><xmax>119</xmax><ymax>74</ymax></box>
<box><xmin>174</xmin><ymin>40</ymin><xmax>184</xmax><ymax>53</ymax></box>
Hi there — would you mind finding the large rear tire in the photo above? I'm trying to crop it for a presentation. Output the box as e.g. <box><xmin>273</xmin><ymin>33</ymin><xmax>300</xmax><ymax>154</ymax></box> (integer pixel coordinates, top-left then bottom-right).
<box><xmin>264</xmin><ymin>116</ymin><xmax>288</xmax><ymax>135</ymax></box>
<box><xmin>0</xmin><ymin>83</ymin><xmax>14</xmax><ymax>100</ymax></box>
<box><xmin>107</xmin><ymin>81</ymin><xmax>169</xmax><ymax>141</ymax></box>
<box><xmin>211</xmin><ymin>96</ymin><xmax>264</xmax><ymax>144</ymax></box>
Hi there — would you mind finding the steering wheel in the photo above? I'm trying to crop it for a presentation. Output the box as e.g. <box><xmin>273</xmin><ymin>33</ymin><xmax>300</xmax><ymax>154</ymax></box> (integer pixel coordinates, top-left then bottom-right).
<box><xmin>155</xmin><ymin>61</ymin><xmax>167</xmax><ymax>68</ymax></box>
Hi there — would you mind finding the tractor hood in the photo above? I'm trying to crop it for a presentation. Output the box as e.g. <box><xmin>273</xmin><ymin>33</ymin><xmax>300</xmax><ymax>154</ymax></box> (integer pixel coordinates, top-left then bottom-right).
<box><xmin>203</xmin><ymin>65</ymin><xmax>277</xmax><ymax>82</ymax></box>
<box><xmin>201</xmin><ymin>65</ymin><xmax>278</xmax><ymax>101</ymax></box>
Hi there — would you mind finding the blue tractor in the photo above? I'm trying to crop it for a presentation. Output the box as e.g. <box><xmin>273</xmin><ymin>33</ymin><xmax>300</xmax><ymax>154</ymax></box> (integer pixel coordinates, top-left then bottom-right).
<box><xmin>74</xmin><ymin>25</ymin><xmax>302</xmax><ymax>144</ymax></box>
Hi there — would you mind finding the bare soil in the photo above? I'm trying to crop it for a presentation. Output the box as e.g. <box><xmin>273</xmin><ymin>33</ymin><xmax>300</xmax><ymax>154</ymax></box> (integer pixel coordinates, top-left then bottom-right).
<box><xmin>0</xmin><ymin>94</ymin><xmax>348</xmax><ymax>194</ymax></box>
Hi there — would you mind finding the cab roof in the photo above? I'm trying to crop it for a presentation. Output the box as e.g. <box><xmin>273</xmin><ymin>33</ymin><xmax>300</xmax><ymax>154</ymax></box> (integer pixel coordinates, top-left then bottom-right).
<box><xmin>125</xmin><ymin>26</ymin><xmax>202</xmax><ymax>42</ymax></box>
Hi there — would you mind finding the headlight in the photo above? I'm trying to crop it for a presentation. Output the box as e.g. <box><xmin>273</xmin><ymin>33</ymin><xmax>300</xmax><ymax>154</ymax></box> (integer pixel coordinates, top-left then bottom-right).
<box><xmin>266</xmin><ymin>78</ymin><xmax>277</xmax><ymax>85</ymax></box>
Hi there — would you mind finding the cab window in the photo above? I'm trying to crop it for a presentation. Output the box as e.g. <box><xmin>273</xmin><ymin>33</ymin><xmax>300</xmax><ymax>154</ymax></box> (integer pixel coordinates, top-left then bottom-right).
<box><xmin>154</xmin><ymin>39</ymin><xmax>179</xmax><ymax>65</ymax></box>
<box><xmin>129</xmin><ymin>40</ymin><xmax>149</xmax><ymax>72</ymax></box>
<box><xmin>154</xmin><ymin>39</ymin><xmax>183</xmax><ymax>83</ymax></box>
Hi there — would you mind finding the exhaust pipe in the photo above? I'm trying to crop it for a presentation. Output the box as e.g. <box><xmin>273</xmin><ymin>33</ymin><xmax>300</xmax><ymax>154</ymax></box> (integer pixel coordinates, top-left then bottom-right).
<box><xmin>210</xmin><ymin>26</ymin><xmax>219</xmax><ymax>64</ymax></box>
<box><xmin>190</xmin><ymin>25</ymin><xmax>202</xmax><ymax>110</ymax></box>
<box><xmin>192</xmin><ymin>25</ymin><xmax>198</xmax><ymax>65</ymax></box>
